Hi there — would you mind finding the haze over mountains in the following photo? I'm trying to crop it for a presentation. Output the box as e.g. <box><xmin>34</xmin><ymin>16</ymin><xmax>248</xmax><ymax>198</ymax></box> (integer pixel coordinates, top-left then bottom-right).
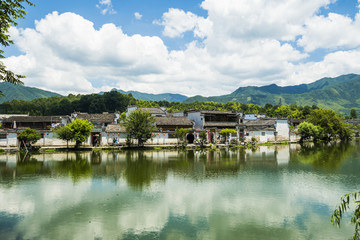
<box><xmin>1</xmin><ymin>74</ymin><xmax>359</xmax><ymax>114</ymax></box>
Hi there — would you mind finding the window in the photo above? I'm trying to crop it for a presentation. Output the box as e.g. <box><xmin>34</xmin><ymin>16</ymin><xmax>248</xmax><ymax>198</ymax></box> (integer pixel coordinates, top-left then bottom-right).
<box><xmin>262</xmin><ymin>132</ymin><xmax>265</xmax><ymax>136</ymax></box>
<box><xmin>0</xmin><ymin>133</ymin><xmax>6</xmax><ymax>139</ymax></box>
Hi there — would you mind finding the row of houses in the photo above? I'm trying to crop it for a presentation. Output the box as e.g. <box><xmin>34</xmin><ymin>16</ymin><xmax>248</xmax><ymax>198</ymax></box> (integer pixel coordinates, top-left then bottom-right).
<box><xmin>0</xmin><ymin>107</ymin><xmax>301</xmax><ymax>147</ymax></box>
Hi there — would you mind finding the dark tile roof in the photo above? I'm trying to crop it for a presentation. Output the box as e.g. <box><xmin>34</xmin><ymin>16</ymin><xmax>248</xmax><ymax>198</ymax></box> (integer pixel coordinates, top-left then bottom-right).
<box><xmin>2</xmin><ymin>116</ymin><xmax>63</xmax><ymax>123</ymax></box>
<box><xmin>105</xmin><ymin>124</ymin><xmax>126</xmax><ymax>133</ymax></box>
<box><xmin>155</xmin><ymin>117</ymin><xmax>193</xmax><ymax>126</ymax></box>
<box><xmin>76</xmin><ymin>113</ymin><xmax>115</xmax><ymax>123</ymax></box>
<box><xmin>201</xmin><ymin>110</ymin><xmax>236</xmax><ymax>115</ymax></box>
<box><xmin>241</xmin><ymin>119</ymin><xmax>276</xmax><ymax>128</ymax></box>
<box><xmin>139</xmin><ymin>108</ymin><xmax>166</xmax><ymax>115</ymax></box>
<box><xmin>204</xmin><ymin>122</ymin><xmax>238</xmax><ymax>127</ymax></box>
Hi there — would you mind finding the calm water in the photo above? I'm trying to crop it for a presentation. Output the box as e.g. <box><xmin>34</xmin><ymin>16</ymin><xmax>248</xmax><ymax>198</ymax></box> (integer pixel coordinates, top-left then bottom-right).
<box><xmin>1</xmin><ymin>143</ymin><xmax>360</xmax><ymax>240</ymax></box>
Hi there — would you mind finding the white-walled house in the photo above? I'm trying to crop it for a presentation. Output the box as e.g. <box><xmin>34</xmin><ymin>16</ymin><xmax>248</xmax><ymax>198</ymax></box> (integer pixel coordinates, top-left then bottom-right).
<box><xmin>240</xmin><ymin>118</ymin><xmax>290</xmax><ymax>143</ymax></box>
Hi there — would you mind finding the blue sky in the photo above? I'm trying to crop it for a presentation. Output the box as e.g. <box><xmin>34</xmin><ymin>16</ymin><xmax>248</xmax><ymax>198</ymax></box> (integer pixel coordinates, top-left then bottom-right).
<box><xmin>3</xmin><ymin>0</ymin><xmax>360</xmax><ymax>96</ymax></box>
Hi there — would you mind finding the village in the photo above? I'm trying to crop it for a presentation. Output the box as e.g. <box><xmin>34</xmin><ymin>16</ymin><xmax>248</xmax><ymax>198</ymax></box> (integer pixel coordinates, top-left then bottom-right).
<box><xmin>0</xmin><ymin>106</ymin><xmax>303</xmax><ymax>148</ymax></box>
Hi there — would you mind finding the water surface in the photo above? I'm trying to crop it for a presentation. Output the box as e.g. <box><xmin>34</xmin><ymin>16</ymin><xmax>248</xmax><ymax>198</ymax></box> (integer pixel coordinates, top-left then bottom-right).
<box><xmin>1</xmin><ymin>143</ymin><xmax>360</xmax><ymax>239</ymax></box>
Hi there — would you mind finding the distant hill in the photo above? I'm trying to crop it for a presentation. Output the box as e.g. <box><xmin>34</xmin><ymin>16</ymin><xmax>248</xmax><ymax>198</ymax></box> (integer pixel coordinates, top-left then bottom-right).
<box><xmin>107</xmin><ymin>89</ymin><xmax>188</xmax><ymax>102</ymax></box>
<box><xmin>185</xmin><ymin>74</ymin><xmax>360</xmax><ymax>114</ymax></box>
<box><xmin>0</xmin><ymin>82</ymin><xmax>62</xmax><ymax>103</ymax></box>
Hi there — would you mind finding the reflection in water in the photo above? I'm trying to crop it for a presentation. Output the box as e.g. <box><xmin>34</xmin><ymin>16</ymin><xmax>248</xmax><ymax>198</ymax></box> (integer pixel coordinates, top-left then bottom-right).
<box><xmin>0</xmin><ymin>143</ymin><xmax>359</xmax><ymax>239</ymax></box>
<box><xmin>291</xmin><ymin>142</ymin><xmax>357</xmax><ymax>171</ymax></box>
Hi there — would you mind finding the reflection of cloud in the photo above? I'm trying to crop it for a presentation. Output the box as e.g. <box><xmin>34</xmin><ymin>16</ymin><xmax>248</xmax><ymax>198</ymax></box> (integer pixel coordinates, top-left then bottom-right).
<box><xmin>0</xmin><ymin>147</ymin><xmax>358</xmax><ymax>239</ymax></box>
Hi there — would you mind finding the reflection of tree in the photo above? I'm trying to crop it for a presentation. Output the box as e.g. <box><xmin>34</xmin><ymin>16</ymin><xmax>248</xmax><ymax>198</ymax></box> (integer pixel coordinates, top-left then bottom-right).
<box><xmin>15</xmin><ymin>152</ymin><xmax>50</xmax><ymax>176</ymax></box>
<box><xmin>55</xmin><ymin>153</ymin><xmax>92</xmax><ymax>183</ymax></box>
<box><xmin>124</xmin><ymin>151</ymin><xmax>166</xmax><ymax>191</ymax></box>
<box><xmin>291</xmin><ymin>142</ymin><xmax>355</xmax><ymax>171</ymax></box>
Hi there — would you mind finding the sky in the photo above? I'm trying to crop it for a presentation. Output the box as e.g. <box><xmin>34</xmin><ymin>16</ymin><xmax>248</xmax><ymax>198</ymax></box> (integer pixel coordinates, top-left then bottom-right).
<box><xmin>2</xmin><ymin>0</ymin><xmax>360</xmax><ymax>97</ymax></box>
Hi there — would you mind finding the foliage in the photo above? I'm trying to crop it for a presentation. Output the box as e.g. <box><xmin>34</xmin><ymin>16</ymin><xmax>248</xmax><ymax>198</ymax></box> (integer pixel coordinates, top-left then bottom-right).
<box><xmin>54</xmin><ymin>125</ymin><xmax>74</xmax><ymax>148</ymax></box>
<box><xmin>350</xmin><ymin>109</ymin><xmax>358</xmax><ymax>119</ymax></box>
<box><xmin>297</xmin><ymin>122</ymin><xmax>323</xmax><ymax>142</ymax></box>
<box><xmin>0</xmin><ymin>90</ymin><xmax>136</xmax><ymax>115</ymax></box>
<box><xmin>308</xmin><ymin>109</ymin><xmax>352</xmax><ymax>141</ymax></box>
<box><xmin>17</xmin><ymin>128</ymin><xmax>41</xmax><ymax>149</ymax></box>
<box><xmin>219</xmin><ymin>129</ymin><xmax>237</xmax><ymax>137</ymax></box>
<box><xmin>67</xmin><ymin>119</ymin><xmax>94</xmax><ymax>148</ymax></box>
<box><xmin>123</xmin><ymin>109</ymin><xmax>156</xmax><ymax>147</ymax></box>
<box><xmin>174</xmin><ymin>128</ymin><xmax>190</xmax><ymax>145</ymax></box>
<box><xmin>0</xmin><ymin>0</ymin><xmax>34</xmax><ymax>85</ymax></box>
<box><xmin>199</xmin><ymin>132</ymin><xmax>207</xmax><ymax>143</ymax></box>
<box><xmin>332</xmin><ymin>191</ymin><xmax>360</xmax><ymax>240</ymax></box>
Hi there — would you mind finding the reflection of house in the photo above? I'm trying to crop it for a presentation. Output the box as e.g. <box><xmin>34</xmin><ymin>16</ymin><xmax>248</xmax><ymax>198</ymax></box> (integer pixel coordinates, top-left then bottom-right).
<box><xmin>126</xmin><ymin>106</ymin><xmax>166</xmax><ymax>117</ymax></box>
<box><xmin>155</xmin><ymin>117</ymin><xmax>193</xmax><ymax>131</ymax></box>
<box><xmin>2</xmin><ymin>116</ymin><xmax>67</xmax><ymax>130</ymax></box>
<box><xmin>240</xmin><ymin>118</ymin><xmax>289</xmax><ymax>143</ymax></box>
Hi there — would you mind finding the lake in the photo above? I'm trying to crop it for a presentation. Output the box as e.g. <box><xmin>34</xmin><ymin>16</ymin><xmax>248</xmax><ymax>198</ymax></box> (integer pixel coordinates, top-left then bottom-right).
<box><xmin>1</xmin><ymin>142</ymin><xmax>360</xmax><ymax>240</ymax></box>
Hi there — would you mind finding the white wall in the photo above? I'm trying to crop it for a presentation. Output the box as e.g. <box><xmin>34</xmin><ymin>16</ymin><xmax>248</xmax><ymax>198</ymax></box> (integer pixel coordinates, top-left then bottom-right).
<box><xmin>187</xmin><ymin>112</ymin><xmax>203</xmax><ymax>130</ymax></box>
<box><xmin>0</xmin><ymin>133</ymin><xmax>18</xmax><ymax>147</ymax></box>
<box><xmin>245</xmin><ymin>130</ymin><xmax>275</xmax><ymax>143</ymax></box>
<box><xmin>275</xmin><ymin>120</ymin><xmax>289</xmax><ymax>141</ymax></box>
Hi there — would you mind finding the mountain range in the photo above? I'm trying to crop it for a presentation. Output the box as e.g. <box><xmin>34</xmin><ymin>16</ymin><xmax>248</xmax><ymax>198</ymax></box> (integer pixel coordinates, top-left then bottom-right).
<box><xmin>1</xmin><ymin>74</ymin><xmax>359</xmax><ymax>114</ymax></box>
<box><xmin>184</xmin><ymin>73</ymin><xmax>360</xmax><ymax>114</ymax></box>
<box><xmin>0</xmin><ymin>82</ymin><xmax>61</xmax><ymax>103</ymax></box>
<box><xmin>107</xmin><ymin>89</ymin><xmax>188</xmax><ymax>102</ymax></box>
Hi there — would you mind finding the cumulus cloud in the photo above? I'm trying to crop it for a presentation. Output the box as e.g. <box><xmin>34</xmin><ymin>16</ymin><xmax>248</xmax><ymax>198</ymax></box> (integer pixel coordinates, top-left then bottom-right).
<box><xmin>96</xmin><ymin>0</ymin><xmax>116</xmax><ymax>15</ymax></box>
<box><xmin>134</xmin><ymin>12</ymin><xmax>142</xmax><ymax>20</ymax></box>
<box><xmin>298</xmin><ymin>12</ymin><xmax>360</xmax><ymax>52</ymax></box>
<box><xmin>4</xmin><ymin>0</ymin><xmax>360</xmax><ymax>96</ymax></box>
<box><xmin>154</xmin><ymin>8</ymin><xmax>212</xmax><ymax>38</ymax></box>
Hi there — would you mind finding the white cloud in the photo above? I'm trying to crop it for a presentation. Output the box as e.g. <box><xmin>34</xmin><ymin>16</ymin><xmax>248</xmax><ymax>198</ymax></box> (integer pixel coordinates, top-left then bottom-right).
<box><xmin>134</xmin><ymin>12</ymin><xmax>142</xmax><ymax>20</ymax></box>
<box><xmin>96</xmin><ymin>0</ymin><xmax>116</xmax><ymax>15</ymax></box>
<box><xmin>4</xmin><ymin>0</ymin><xmax>360</xmax><ymax>97</ymax></box>
<box><xmin>298</xmin><ymin>12</ymin><xmax>360</xmax><ymax>52</ymax></box>
<box><xmin>154</xmin><ymin>8</ymin><xmax>212</xmax><ymax>38</ymax></box>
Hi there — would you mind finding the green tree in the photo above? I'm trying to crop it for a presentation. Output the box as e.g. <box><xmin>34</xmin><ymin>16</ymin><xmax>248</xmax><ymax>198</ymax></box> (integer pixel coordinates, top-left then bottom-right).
<box><xmin>297</xmin><ymin>122</ymin><xmax>323</xmax><ymax>142</ymax></box>
<box><xmin>219</xmin><ymin>128</ymin><xmax>238</xmax><ymax>143</ymax></box>
<box><xmin>17</xmin><ymin>128</ymin><xmax>41</xmax><ymax>149</ymax></box>
<box><xmin>332</xmin><ymin>191</ymin><xmax>360</xmax><ymax>240</ymax></box>
<box><xmin>199</xmin><ymin>132</ymin><xmax>207</xmax><ymax>145</ymax></box>
<box><xmin>0</xmin><ymin>0</ymin><xmax>34</xmax><ymax>85</ymax></box>
<box><xmin>350</xmin><ymin>109</ymin><xmax>358</xmax><ymax>119</ymax></box>
<box><xmin>123</xmin><ymin>109</ymin><xmax>156</xmax><ymax>147</ymax></box>
<box><xmin>308</xmin><ymin>109</ymin><xmax>352</xmax><ymax>142</ymax></box>
<box><xmin>67</xmin><ymin>119</ymin><xmax>94</xmax><ymax>148</ymax></box>
<box><xmin>174</xmin><ymin>128</ymin><xmax>190</xmax><ymax>146</ymax></box>
<box><xmin>54</xmin><ymin>125</ymin><xmax>74</xmax><ymax>148</ymax></box>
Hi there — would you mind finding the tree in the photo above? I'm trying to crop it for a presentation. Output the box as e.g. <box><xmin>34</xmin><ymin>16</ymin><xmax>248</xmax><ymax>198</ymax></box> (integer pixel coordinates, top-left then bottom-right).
<box><xmin>67</xmin><ymin>119</ymin><xmax>94</xmax><ymax>148</ymax></box>
<box><xmin>219</xmin><ymin>128</ymin><xmax>238</xmax><ymax>143</ymax></box>
<box><xmin>17</xmin><ymin>128</ymin><xmax>41</xmax><ymax>150</ymax></box>
<box><xmin>1</xmin><ymin>0</ymin><xmax>34</xmax><ymax>85</ymax></box>
<box><xmin>297</xmin><ymin>122</ymin><xmax>323</xmax><ymax>142</ymax></box>
<box><xmin>54</xmin><ymin>125</ymin><xmax>74</xmax><ymax>148</ymax></box>
<box><xmin>174</xmin><ymin>128</ymin><xmax>190</xmax><ymax>146</ymax></box>
<box><xmin>123</xmin><ymin>109</ymin><xmax>156</xmax><ymax>147</ymax></box>
<box><xmin>332</xmin><ymin>191</ymin><xmax>360</xmax><ymax>240</ymax></box>
<box><xmin>308</xmin><ymin>109</ymin><xmax>352</xmax><ymax>142</ymax></box>
<box><xmin>350</xmin><ymin>109</ymin><xmax>358</xmax><ymax>119</ymax></box>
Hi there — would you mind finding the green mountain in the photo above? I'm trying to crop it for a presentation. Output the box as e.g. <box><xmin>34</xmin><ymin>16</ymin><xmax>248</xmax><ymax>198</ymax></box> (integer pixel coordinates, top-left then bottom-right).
<box><xmin>110</xmin><ymin>89</ymin><xmax>188</xmax><ymax>102</ymax></box>
<box><xmin>185</xmin><ymin>74</ymin><xmax>360</xmax><ymax>114</ymax></box>
<box><xmin>0</xmin><ymin>82</ymin><xmax>62</xmax><ymax>103</ymax></box>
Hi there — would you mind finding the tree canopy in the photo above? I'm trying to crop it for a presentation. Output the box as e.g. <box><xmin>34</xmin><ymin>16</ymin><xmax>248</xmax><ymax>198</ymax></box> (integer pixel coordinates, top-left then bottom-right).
<box><xmin>17</xmin><ymin>128</ymin><xmax>41</xmax><ymax>149</ymax></box>
<box><xmin>123</xmin><ymin>109</ymin><xmax>156</xmax><ymax>147</ymax></box>
<box><xmin>67</xmin><ymin>119</ymin><xmax>94</xmax><ymax>148</ymax></box>
<box><xmin>0</xmin><ymin>0</ymin><xmax>34</xmax><ymax>85</ymax></box>
<box><xmin>307</xmin><ymin>109</ymin><xmax>352</xmax><ymax>141</ymax></box>
<box><xmin>54</xmin><ymin>125</ymin><xmax>74</xmax><ymax>148</ymax></box>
